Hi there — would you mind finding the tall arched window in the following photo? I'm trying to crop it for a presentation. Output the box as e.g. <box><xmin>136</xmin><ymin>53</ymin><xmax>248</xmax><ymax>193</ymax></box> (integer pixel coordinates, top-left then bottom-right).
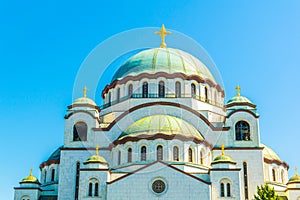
<box><xmin>141</xmin><ymin>146</ymin><xmax>146</xmax><ymax>161</ymax></box>
<box><xmin>117</xmin><ymin>150</ymin><xmax>121</xmax><ymax>165</ymax></box>
<box><xmin>235</xmin><ymin>121</ymin><xmax>250</xmax><ymax>141</ymax></box>
<box><xmin>128</xmin><ymin>84</ymin><xmax>133</xmax><ymax>97</ymax></box>
<box><xmin>191</xmin><ymin>83</ymin><xmax>196</xmax><ymax>97</ymax></box>
<box><xmin>43</xmin><ymin>170</ymin><xmax>47</xmax><ymax>183</ymax></box>
<box><xmin>188</xmin><ymin>148</ymin><xmax>193</xmax><ymax>162</ymax></box>
<box><xmin>128</xmin><ymin>148</ymin><xmax>132</xmax><ymax>163</ymax></box>
<box><xmin>227</xmin><ymin>183</ymin><xmax>231</xmax><ymax>197</ymax></box>
<box><xmin>21</xmin><ymin>196</ymin><xmax>30</xmax><ymax>200</ymax></box>
<box><xmin>142</xmin><ymin>82</ymin><xmax>148</xmax><ymax>98</ymax></box>
<box><xmin>204</xmin><ymin>87</ymin><xmax>208</xmax><ymax>102</ymax></box>
<box><xmin>220</xmin><ymin>183</ymin><xmax>225</xmax><ymax>197</ymax></box>
<box><xmin>272</xmin><ymin>168</ymin><xmax>276</xmax><ymax>182</ymax></box>
<box><xmin>75</xmin><ymin>162</ymin><xmax>80</xmax><ymax>200</ymax></box>
<box><xmin>281</xmin><ymin>169</ymin><xmax>285</xmax><ymax>183</ymax></box>
<box><xmin>88</xmin><ymin>182</ymin><xmax>93</xmax><ymax>196</ymax></box>
<box><xmin>51</xmin><ymin>168</ymin><xmax>55</xmax><ymax>182</ymax></box>
<box><xmin>73</xmin><ymin>122</ymin><xmax>87</xmax><ymax>141</ymax></box>
<box><xmin>243</xmin><ymin>162</ymin><xmax>249</xmax><ymax>200</ymax></box>
<box><xmin>108</xmin><ymin>92</ymin><xmax>111</xmax><ymax>104</ymax></box>
<box><xmin>158</xmin><ymin>81</ymin><xmax>165</xmax><ymax>97</ymax></box>
<box><xmin>173</xmin><ymin>146</ymin><xmax>179</xmax><ymax>161</ymax></box>
<box><xmin>215</xmin><ymin>91</ymin><xmax>218</xmax><ymax>104</ymax></box>
<box><xmin>157</xmin><ymin>145</ymin><xmax>163</xmax><ymax>161</ymax></box>
<box><xmin>175</xmin><ymin>82</ymin><xmax>181</xmax><ymax>98</ymax></box>
<box><xmin>200</xmin><ymin>150</ymin><xmax>204</xmax><ymax>165</ymax></box>
<box><xmin>116</xmin><ymin>88</ymin><xmax>120</xmax><ymax>103</ymax></box>
<box><xmin>94</xmin><ymin>182</ymin><xmax>99</xmax><ymax>197</ymax></box>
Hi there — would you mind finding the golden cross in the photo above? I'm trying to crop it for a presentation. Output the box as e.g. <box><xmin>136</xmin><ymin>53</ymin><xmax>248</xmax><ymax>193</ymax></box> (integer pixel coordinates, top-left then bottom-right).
<box><xmin>83</xmin><ymin>86</ymin><xmax>88</xmax><ymax>98</ymax></box>
<box><xmin>29</xmin><ymin>168</ymin><xmax>33</xmax><ymax>176</ymax></box>
<box><xmin>235</xmin><ymin>85</ymin><xmax>241</xmax><ymax>97</ymax></box>
<box><xmin>95</xmin><ymin>144</ymin><xmax>99</xmax><ymax>156</ymax></box>
<box><xmin>155</xmin><ymin>24</ymin><xmax>171</xmax><ymax>48</ymax></box>
<box><xmin>296</xmin><ymin>167</ymin><xmax>298</xmax><ymax>176</ymax></box>
<box><xmin>221</xmin><ymin>144</ymin><xmax>225</xmax><ymax>155</ymax></box>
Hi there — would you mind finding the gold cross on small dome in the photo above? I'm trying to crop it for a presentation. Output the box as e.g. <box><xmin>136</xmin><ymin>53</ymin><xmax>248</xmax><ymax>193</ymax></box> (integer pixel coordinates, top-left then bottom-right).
<box><xmin>235</xmin><ymin>85</ymin><xmax>241</xmax><ymax>97</ymax></box>
<box><xmin>83</xmin><ymin>86</ymin><xmax>88</xmax><ymax>98</ymax></box>
<box><xmin>296</xmin><ymin>167</ymin><xmax>298</xmax><ymax>176</ymax></box>
<box><xmin>95</xmin><ymin>144</ymin><xmax>99</xmax><ymax>156</ymax></box>
<box><xmin>155</xmin><ymin>24</ymin><xmax>171</xmax><ymax>48</ymax></box>
<box><xmin>221</xmin><ymin>144</ymin><xmax>225</xmax><ymax>155</ymax></box>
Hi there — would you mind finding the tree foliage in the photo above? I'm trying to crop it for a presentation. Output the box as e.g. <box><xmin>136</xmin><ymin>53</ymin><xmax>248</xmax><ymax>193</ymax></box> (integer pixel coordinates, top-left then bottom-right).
<box><xmin>254</xmin><ymin>184</ymin><xmax>279</xmax><ymax>200</ymax></box>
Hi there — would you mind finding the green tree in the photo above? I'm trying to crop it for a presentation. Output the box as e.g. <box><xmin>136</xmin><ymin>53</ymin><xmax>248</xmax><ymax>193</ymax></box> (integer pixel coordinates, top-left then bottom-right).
<box><xmin>254</xmin><ymin>184</ymin><xmax>279</xmax><ymax>200</ymax></box>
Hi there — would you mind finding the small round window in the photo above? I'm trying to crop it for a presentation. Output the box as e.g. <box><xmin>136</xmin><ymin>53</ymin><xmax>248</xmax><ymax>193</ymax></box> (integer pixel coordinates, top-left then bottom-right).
<box><xmin>152</xmin><ymin>180</ymin><xmax>166</xmax><ymax>194</ymax></box>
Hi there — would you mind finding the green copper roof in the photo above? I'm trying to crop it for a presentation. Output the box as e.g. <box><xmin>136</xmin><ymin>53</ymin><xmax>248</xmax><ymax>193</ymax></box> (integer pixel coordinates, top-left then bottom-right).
<box><xmin>118</xmin><ymin>115</ymin><xmax>204</xmax><ymax>141</ymax></box>
<box><xmin>112</xmin><ymin>48</ymin><xmax>216</xmax><ymax>83</ymax></box>
<box><xmin>226</xmin><ymin>95</ymin><xmax>253</xmax><ymax>105</ymax></box>
<box><xmin>288</xmin><ymin>174</ymin><xmax>300</xmax><ymax>183</ymax></box>
<box><xmin>85</xmin><ymin>154</ymin><xmax>107</xmax><ymax>164</ymax></box>
<box><xmin>73</xmin><ymin>97</ymin><xmax>96</xmax><ymax>106</ymax></box>
<box><xmin>212</xmin><ymin>154</ymin><xmax>236</xmax><ymax>164</ymax></box>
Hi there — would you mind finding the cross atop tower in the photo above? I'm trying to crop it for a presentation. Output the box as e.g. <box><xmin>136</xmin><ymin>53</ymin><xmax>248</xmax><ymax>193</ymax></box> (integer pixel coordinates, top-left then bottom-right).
<box><xmin>221</xmin><ymin>144</ymin><xmax>225</xmax><ymax>156</ymax></box>
<box><xmin>95</xmin><ymin>144</ymin><xmax>99</xmax><ymax>156</ymax></box>
<box><xmin>296</xmin><ymin>167</ymin><xmax>298</xmax><ymax>176</ymax></box>
<box><xmin>235</xmin><ymin>85</ymin><xmax>241</xmax><ymax>97</ymax></box>
<box><xmin>155</xmin><ymin>24</ymin><xmax>171</xmax><ymax>48</ymax></box>
<box><xmin>83</xmin><ymin>86</ymin><xmax>88</xmax><ymax>98</ymax></box>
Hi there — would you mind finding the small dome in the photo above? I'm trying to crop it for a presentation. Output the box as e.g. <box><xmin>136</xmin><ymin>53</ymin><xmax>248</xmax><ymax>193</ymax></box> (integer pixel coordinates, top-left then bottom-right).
<box><xmin>118</xmin><ymin>115</ymin><xmax>203</xmax><ymax>141</ymax></box>
<box><xmin>112</xmin><ymin>48</ymin><xmax>217</xmax><ymax>84</ymax></box>
<box><xmin>21</xmin><ymin>169</ymin><xmax>39</xmax><ymax>184</ymax></box>
<box><xmin>227</xmin><ymin>95</ymin><xmax>253</xmax><ymax>105</ymax></box>
<box><xmin>289</xmin><ymin>174</ymin><xmax>300</xmax><ymax>183</ymax></box>
<box><xmin>73</xmin><ymin>97</ymin><xmax>96</xmax><ymax>106</ymax></box>
<box><xmin>212</xmin><ymin>145</ymin><xmax>236</xmax><ymax>165</ymax></box>
<box><xmin>85</xmin><ymin>154</ymin><xmax>107</xmax><ymax>164</ymax></box>
<box><xmin>212</xmin><ymin>154</ymin><xmax>236</xmax><ymax>164</ymax></box>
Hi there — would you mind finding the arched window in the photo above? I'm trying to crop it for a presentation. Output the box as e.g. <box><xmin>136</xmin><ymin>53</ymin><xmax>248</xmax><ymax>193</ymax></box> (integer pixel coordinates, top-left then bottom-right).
<box><xmin>43</xmin><ymin>170</ymin><xmax>47</xmax><ymax>183</ymax></box>
<box><xmin>116</xmin><ymin>88</ymin><xmax>120</xmax><ymax>103</ymax></box>
<box><xmin>73</xmin><ymin>122</ymin><xmax>87</xmax><ymax>141</ymax></box>
<box><xmin>94</xmin><ymin>182</ymin><xmax>99</xmax><ymax>197</ymax></box>
<box><xmin>272</xmin><ymin>168</ymin><xmax>276</xmax><ymax>182</ymax></box>
<box><xmin>142</xmin><ymin>82</ymin><xmax>148</xmax><ymax>98</ymax></box>
<box><xmin>204</xmin><ymin>87</ymin><xmax>208</xmax><ymax>102</ymax></box>
<box><xmin>158</xmin><ymin>81</ymin><xmax>165</xmax><ymax>97</ymax></box>
<box><xmin>51</xmin><ymin>168</ymin><xmax>55</xmax><ymax>182</ymax></box>
<box><xmin>226</xmin><ymin>183</ymin><xmax>231</xmax><ymax>197</ymax></box>
<box><xmin>175</xmin><ymin>82</ymin><xmax>181</xmax><ymax>98</ymax></box>
<box><xmin>75</xmin><ymin>162</ymin><xmax>80</xmax><ymax>200</ymax></box>
<box><xmin>200</xmin><ymin>150</ymin><xmax>204</xmax><ymax>165</ymax></box>
<box><xmin>243</xmin><ymin>162</ymin><xmax>249</xmax><ymax>200</ymax></box>
<box><xmin>281</xmin><ymin>169</ymin><xmax>285</xmax><ymax>183</ymax></box>
<box><xmin>188</xmin><ymin>148</ymin><xmax>193</xmax><ymax>162</ymax></box>
<box><xmin>235</xmin><ymin>121</ymin><xmax>250</xmax><ymax>141</ymax></box>
<box><xmin>117</xmin><ymin>150</ymin><xmax>121</xmax><ymax>165</ymax></box>
<box><xmin>215</xmin><ymin>91</ymin><xmax>218</xmax><ymax>104</ymax></box>
<box><xmin>108</xmin><ymin>92</ymin><xmax>111</xmax><ymax>104</ymax></box>
<box><xmin>220</xmin><ymin>183</ymin><xmax>225</xmax><ymax>197</ymax></box>
<box><xmin>128</xmin><ymin>84</ymin><xmax>133</xmax><ymax>97</ymax></box>
<box><xmin>88</xmin><ymin>182</ymin><xmax>93</xmax><ymax>196</ymax></box>
<box><xmin>157</xmin><ymin>145</ymin><xmax>163</xmax><ymax>161</ymax></box>
<box><xmin>128</xmin><ymin>148</ymin><xmax>132</xmax><ymax>163</ymax></box>
<box><xmin>173</xmin><ymin>146</ymin><xmax>179</xmax><ymax>161</ymax></box>
<box><xmin>191</xmin><ymin>83</ymin><xmax>196</xmax><ymax>97</ymax></box>
<box><xmin>21</xmin><ymin>196</ymin><xmax>30</xmax><ymax>200</ymax></box>
<box><xmin>141</xmin><ymin>146</ymin><xmax>146</xmax><ymax>161</ymax></box>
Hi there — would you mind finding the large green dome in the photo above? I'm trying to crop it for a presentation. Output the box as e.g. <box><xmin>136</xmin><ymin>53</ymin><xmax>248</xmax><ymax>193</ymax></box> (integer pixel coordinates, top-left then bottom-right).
<box><xmin>112</xmin><ymin>48</ymin><xmax>216</xmax><ymax>83</ymax></box>
<box><xmin>118</xmin><ymin>115</ymin><xmax>204</xmax><ymax>141</ymax></box>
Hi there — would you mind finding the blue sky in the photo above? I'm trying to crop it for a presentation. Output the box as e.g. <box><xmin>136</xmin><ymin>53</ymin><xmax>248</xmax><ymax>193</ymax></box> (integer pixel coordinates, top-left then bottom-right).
<box><xmin>1</xmin><ymin>1</ymin><xmax>300</xmax><ymax>199</ymax></box>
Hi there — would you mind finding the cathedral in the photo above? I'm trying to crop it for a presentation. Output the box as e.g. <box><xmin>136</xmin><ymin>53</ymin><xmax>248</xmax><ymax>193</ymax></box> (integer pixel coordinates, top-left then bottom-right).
<box><xmin>14</xmin><ymin>25</ymin><xmax>300</xmax><ymax>200</ymax></box>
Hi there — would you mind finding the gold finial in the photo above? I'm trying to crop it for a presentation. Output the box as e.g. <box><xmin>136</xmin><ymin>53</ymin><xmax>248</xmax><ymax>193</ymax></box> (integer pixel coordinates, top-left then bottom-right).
<box><xmin>95</xmin><ymin>144</ymin><xmax>99</xmax><ymax>156</ymax></box>
<box><xmin>155</xmin><ymin>24</ymin><xmax>171</xmax><ymax>48</ymax></box>
<box><xmin>235</xmin><ymin>85</ymin><xmax>241</xmax><ymax>97</ymax></box>
<box><xmin>83</xmin><ymin>86</ymin><xmax>88</xmax><ymax>98</ymax></box>
<box><xmin>29</xmin><ymin>168</ymin><xmax>33</xmax><ymax>176</ymax></box>
<box><xmin>221</xmin><ymin>144</ymin><xmax>225</xmax><ymax>156</ymax></box>
<box><xmin>296</xmin><ymin>167</ymin><xmax>299</xmax><ymax>176</ymax></box>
